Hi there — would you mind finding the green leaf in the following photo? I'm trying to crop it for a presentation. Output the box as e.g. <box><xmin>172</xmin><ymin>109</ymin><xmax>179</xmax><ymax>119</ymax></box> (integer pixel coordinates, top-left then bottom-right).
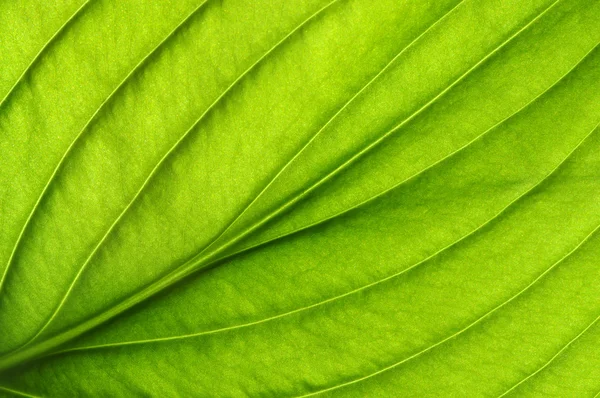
<box><xmin>1</xmin><ymin>0</ymin><xmax>600</xmax><ymax>396</ymax></box>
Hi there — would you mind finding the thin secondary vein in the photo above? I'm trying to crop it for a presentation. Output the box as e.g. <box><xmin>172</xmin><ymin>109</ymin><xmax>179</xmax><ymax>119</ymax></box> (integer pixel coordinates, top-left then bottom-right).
<box><xmin>1</xmin><ymin>0</ymin><xmax>342</xmax><ymax>360</ymax></box>
<box><xmin>0</xmin><ymin>386</ymin><xmax>41</xmax><ymax>398</ymax></box>
<box><xmin>497</xmin><ymin>315</ymin><xmax>600</xmax><ymax>397</ymax></box>
<box><xmin>226</xmin><ymin>40</ymin><xmax>599</xmax><ymax>261</ymax></box>
<box><xmin>0</xmin><ymin>0</ymin><xmax>571</xmax><ymax>371</ymax></box>
<box><xmin>50</xmin><ymin>120</ymin><xmax>600</xmax><ymax>354</ymax></box>
<box><xmin>0</xmin><ymin>0</ymin><xmax>92</xmax><ymax>291</ymax></box>
<box><xmin>182</xmin><ymin>0</ymin><xmax>563</xmax><ymax>268</ymax></box>
<box><xmin>296</xmin><ymin>156</ymin><xmax>600</xmax><ymax>396</ymax></box>
<box><xmin>0</xmin><ymin>0</ymin><xmax>212</xmax><ymax>296</ymax></box>
<box><xmin>0</xmin><ymin>0</ymin><xmax>92</xmax><ymax>111</ymax></box>
<box><xmin>0</xmin><ymin>0</ymin><xmax>218</xmax><ymax>358</ymax></box>
<box><xmin>18</xmin><ymin>0</ymin><xmax>571</xmax><ymax>361</ymax></box>
<box><xmin>190</xmin><ymin>0</ymin><xmax>468</xmax><ymax>263</ymax></box>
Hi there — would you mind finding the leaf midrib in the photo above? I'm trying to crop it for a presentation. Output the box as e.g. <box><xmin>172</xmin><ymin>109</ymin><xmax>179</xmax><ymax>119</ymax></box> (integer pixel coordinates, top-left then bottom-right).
<box><xmin>47</xmin><ymin>120</ymin><xmax>600</xmax><ymax>355</ymax></box>
<box><xmin>0</xmin><ymin>0</ymin><xmax>342</xmax><ymax>371</ymax></box>
<box><xmin>191</xmin><ymin>0</ymin><xmax>468</xmax><ymax>267</ymax></box>
<box><xmin>194</xmin><ymin>0</ymin><xmax>563</xmax><ymax>267</ymax></box>
<box><xmin>0</xmin><ymin>0</ymin><xmax>567</xmax><ymax>374</ymax></box>
<box><xmin>218</xmin><ymin>36</ymin><xmax>599</xmax><ymax>264</ymax></box>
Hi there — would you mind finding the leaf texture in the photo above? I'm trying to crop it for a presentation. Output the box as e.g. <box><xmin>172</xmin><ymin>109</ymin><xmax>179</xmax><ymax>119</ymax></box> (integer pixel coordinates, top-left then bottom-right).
<box><xmin>1</xmin><ymin>0</ymin><xmax>600</xmax><ymax>396</ymax></box>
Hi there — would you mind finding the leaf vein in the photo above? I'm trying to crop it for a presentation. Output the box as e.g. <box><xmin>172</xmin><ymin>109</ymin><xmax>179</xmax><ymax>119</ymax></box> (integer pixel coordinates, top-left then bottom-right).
<box><xmin>0</xmin><ymin>0</ymin><xmax>342</xmax><ymax>367</ymax></box>
<box><xmin>191</xmin><ymin>0</ymin><xmax>468</xmax><ymax>263</ymax></box>
<box><xmin>10</xmin><ymin>0</ymin><xmax>571</xmax><ymax>364</ymax></box>
<box><xmin>0</xmin><ymin>0</ymin><xmax>213</xmax><ymax>296</ymax></box>
<box><xmin>226</xmin><ymin>40</ymin><xmax>600</xmax><ymax>262</ymax></box>
<box><xmin>50</xmin><ymin>121</ymin><xmax>600</xmax><ymax>354</ymax></box>
<box><xmin>0</xmin><ymin>0</ymin><xmax>218</xmax><ymax>355</ymax></box>
<box><xmin>186</xmin><ymin>0</ymin><xmax>564</xmax><ymax>267</ymax></box>
<box><xmin>0</xmin><ymin>0</ymin><xmax>92</xmax><ymax>111</ymax></box>
<box><xmin>0</xmin><ymin>386</ymin><xmax>40</xmax><ymax>398</ymax></box>
<box><xmin>295</xmin><ymin>161</ymin><xmax>600</xmax><ymax>397</ymax></box>
<box><xmin>497</xmin><ymin>315</ymin><xmax>600</xmax><ymax>397</ymax></box>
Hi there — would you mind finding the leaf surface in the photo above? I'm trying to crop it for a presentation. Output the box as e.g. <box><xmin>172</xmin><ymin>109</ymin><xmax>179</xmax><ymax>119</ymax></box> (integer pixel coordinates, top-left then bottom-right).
<box><xmin>1</xmin><ymin>0</ymin><xmax>600</xmax><ymax>396</ymax></box>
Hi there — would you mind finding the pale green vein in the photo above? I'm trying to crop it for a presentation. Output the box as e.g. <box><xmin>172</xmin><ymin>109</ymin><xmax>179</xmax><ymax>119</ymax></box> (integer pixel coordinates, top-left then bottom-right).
<box><xmin>220</xmin><ymin>39</ymin><xmax>599</xmax><ymax>264</ymax></box>
<box><xmin>0</xmin><ymin>0</ymin><xmax>568</xmax><ymax>373</ymax></box>
<box><xmin>0</xmin><ymin>386</ymin><xmax>40</xmax><ymax>398</ymax></box>
<box><xmin>180</xmin><ymin>0</ymin><xmax>563</xmax><ymax>269</ymax></box>
<box><xmin>191</xmin><ymin>0</ymin><xmax>467</xmax><ymax>263</ymax></box>
<box><xmin>48</xmin><ymin>120</ymin><xmax>600</xmax><ymax>354</ymax></box>
<box><xmin>0</xmin><ymin>0</ymin><xmax>342</xmax><ymax>371</ymax></box>
<box><xmin>90</xmin><ymin>0</ymin><xmax>564</xmax><ymax>319</ymax></box>
<box><xmin>0</xmin><ymin>0</ymin><xmax>212</xmax><ymax>295</ymax></box>
<box><xmin>0</xmin><ymin>0</ymin><xmax>561</xmax><ymax>365</ymax></box>
<box><xmin>296</xmin><ymin>157</ymin><xmax>600</xmax><ymax>396</ymax></box>
<box><xmin>497</xmin><ymin>315</ymin><xmax>600</xmax><ymax>397</ymax></box>
<box><xmin>0</xmin><ymin>0</ymin><xmax>92</xmax><ymax>111</ymax></box>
